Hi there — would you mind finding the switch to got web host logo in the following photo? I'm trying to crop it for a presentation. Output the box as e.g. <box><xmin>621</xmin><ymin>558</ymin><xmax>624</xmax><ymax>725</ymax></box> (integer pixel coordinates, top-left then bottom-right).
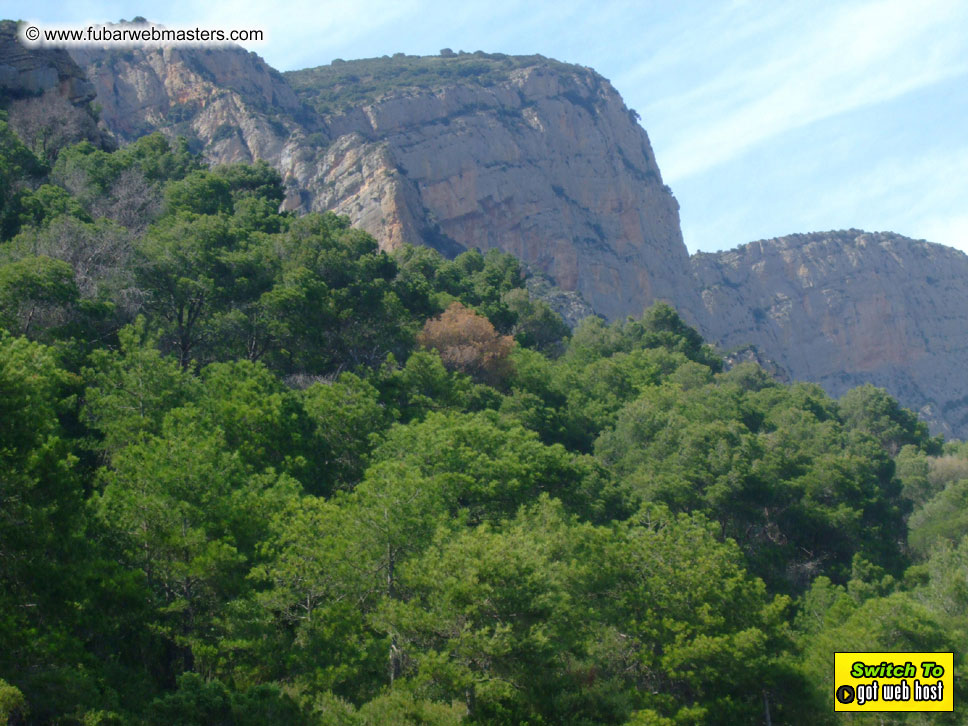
<box><xmin>834</xmin><ymin>652</ymin><xmax>953</xmax><ymax>712</ymax></box>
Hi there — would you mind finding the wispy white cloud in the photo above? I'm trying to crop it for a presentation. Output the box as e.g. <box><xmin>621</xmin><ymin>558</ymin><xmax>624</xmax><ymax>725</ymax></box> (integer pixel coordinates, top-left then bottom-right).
<box><xmin>645</xmin><ymin>0</ymin><xmax>968</xmax><ymax>182</ymax></box>
<box><xmin>812</xmin><ymin>145</ymin><xmax>968</xmax><ymax>250</ymax></box>
<box><xmin>676</xmin><ymin>128</ymin><xmax>968</xmax><ymax>254</ymax></box>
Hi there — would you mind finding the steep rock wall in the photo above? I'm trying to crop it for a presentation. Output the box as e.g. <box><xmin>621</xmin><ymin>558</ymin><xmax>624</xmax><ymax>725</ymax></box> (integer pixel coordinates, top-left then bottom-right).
<box><xmin>68</xmin><ymin>45</ymin><xmax>698</xmax><ymax>322</ymax></box>
<box><xmin>310</xmin><ymin>65</ymin><xmax>698</xmax><ymax>321</ymax></box>
<box><xmin>0</xmin><ymin>20</ymin><xmax>95</xmax><ymax>104</ymax></box>
<box><xmin>693</xmin><ymin>230</ymin><xmax>968</xmax><ymax>436</ymax></box>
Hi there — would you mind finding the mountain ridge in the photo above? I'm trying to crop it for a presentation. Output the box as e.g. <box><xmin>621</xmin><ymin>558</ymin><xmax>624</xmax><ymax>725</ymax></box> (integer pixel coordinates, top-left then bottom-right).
<box><xmin>3</xmin><ymin>29</ymin><xmax>966</xmax><ymax>436</ymax></box>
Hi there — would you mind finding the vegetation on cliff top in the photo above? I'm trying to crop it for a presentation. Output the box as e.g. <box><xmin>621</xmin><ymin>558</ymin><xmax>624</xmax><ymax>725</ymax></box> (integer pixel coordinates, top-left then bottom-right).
<box><xmin>284</xmin><ymin>51</ymin><xmax>579</xmax><ymax>115</ymax></box>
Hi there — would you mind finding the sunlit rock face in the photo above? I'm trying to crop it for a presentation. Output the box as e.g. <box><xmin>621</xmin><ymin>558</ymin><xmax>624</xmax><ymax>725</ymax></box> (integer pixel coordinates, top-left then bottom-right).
<box><xmin>70</xmin><ymin>45</ymin><xmax>699</xmax><ymax>323</ymax></box>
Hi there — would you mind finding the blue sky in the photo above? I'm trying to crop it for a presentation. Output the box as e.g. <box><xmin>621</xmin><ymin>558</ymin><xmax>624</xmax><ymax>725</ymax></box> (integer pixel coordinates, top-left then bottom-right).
<box><xmin>20</xmin><ymin>0</ymin><xmax>968</xmax><ymax>254</ymax></box>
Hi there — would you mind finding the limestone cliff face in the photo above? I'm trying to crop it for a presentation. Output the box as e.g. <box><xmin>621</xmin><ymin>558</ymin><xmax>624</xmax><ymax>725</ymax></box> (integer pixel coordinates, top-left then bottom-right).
<box><xmin>693</xmin><ymin>230</ymin><xmax>968</xmax><ymax>437</ymax></box>
<box><xmin>69</xmin><ymin>41</ymin><xmax>303</xmax><ymax>162</ymax></box>
<box><xmin>68</xmin><ymin>46</ymin><xmax>698</xmax><ymax>323</ymax></box>
<box><xmin>309</xmin><ymin>64</ymin><xmax>698</xmax><ymax>321</ymax></box>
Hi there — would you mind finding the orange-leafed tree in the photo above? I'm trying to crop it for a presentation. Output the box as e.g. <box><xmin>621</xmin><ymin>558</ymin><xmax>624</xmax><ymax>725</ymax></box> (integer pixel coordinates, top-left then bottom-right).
<box><xmin>417</xmin><ymin>302</ymin><xmax>514</xmax><ymax>386</ymax></box>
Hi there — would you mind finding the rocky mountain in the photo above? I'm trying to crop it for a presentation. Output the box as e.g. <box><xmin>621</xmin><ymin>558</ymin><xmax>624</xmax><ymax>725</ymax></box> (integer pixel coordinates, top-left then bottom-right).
<box><xmin>4</xmin><ymin>29</ymin><xmax>967</xmax><ymax>436</ymax></box>
<box><xmin>68</xmin><ymin>41</ymin><xmax>699</xmax><ymax>322</ymax></box>
<box><xmin>692</xmin><ymin>230</ymin><xmax>968</xmax><ymax>437</ymax></box>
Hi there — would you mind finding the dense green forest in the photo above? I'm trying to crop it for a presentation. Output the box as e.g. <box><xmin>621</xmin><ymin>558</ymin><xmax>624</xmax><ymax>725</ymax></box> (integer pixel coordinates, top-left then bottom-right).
<box><xmin>1</xmin><ymin>105</ymin><xmax>966</xmax><ymax>725</ymax></box>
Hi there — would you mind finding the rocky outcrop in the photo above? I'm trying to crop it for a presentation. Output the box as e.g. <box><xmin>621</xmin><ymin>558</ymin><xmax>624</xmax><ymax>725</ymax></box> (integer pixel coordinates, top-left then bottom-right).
<box><xmin>307</xmin><ymin>64</ymin><xmax>698</xmax><ymax>322</ymax></box>
<box><xmin>0</xmin><ymin>20</ymin><xmax>95</xmax><ymax>104</ymax></box>
<box><xmin>525</xmin><ymin>274</ymin><xmax>599</xmax><ymax>328</ymax></box>
<box><xmin>692</xmin><ymin>230</ymin><xmax>968</xmax><ymax>437</ymax></box>
<box><xmin>720</xmin><ymin>344</ymin><xmax>790</xmax><ymax>384</ymax></box>
<box><xmin>67</xmin><ymin>45</ymin><xmax>698</xmax><ymax>323</ymax></box>
<box><xmin>69</xmin><ymin>39</ymin><xmax>303</xmax><ymax>159</ymax></box>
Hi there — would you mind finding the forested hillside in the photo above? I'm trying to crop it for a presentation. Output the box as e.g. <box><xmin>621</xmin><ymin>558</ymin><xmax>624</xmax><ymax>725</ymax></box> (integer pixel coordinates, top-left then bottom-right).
<box><xmin>1</xmin><ymin>111</ymin><xmax>966</xmax><ymax>725</ymax></box>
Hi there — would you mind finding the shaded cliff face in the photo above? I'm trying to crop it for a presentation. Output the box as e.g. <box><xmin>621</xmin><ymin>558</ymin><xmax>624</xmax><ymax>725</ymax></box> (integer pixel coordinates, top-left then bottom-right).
<box><xmin>68</xmin><ymin>46</ymin><xmax>698</xmax><ymax>323</ymax></box>
<box><xmin>0</xmin><ymin>20</ymin><xmax>95</xmax><ymax>104</ymax></box>
<box><xmin>693</xmin><ymin>230</ymin><xmax>968</xmax><ymax>437</ymax></box>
